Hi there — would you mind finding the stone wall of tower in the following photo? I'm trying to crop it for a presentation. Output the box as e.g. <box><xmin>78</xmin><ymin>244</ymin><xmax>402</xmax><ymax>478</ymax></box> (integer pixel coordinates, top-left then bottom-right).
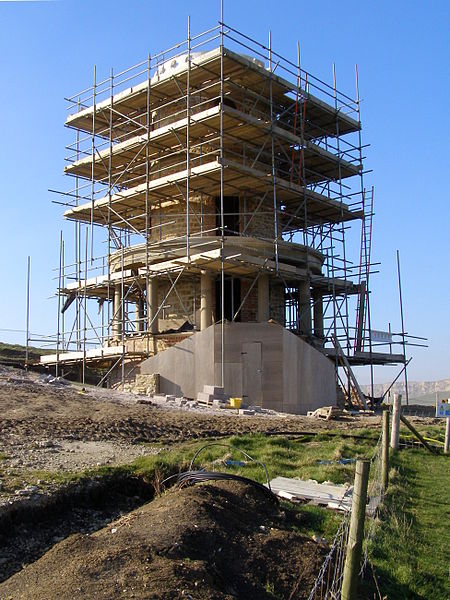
<box><xmin>149</xmin><ymin>194</ymin><xmax>216</xmax><ymax>243</ymax></box>
<box><xmin>242</xmin><ymin>196</ymin><xmax>281</xmax><ymax>239</ymax></box>
<box><xmin>147</xmin><ymin>193</ymin><xmax>281</xmax><ymax>244</ymax></box>
<box><xmin>269</xmin><ymin>282</ymin><xmax>285</xmax><ymax>326</ymax></box>
<box><xmin>157</xmin><ymin>276</ymin><xmax>203</xmax><ymax>325</ymax></box>
<box><xmin>240</xmin><ymin>279</ymin><xmax>258</xmax><ymax>322</ymax></box>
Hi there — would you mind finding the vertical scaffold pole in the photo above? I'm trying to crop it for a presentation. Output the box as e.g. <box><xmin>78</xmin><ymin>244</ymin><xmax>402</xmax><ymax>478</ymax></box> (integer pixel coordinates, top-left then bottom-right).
<box><xmin>121</xmin><ymin>237</ymin><xmax>125</xmax><ymax>386</ymax></box>
<box><xmin>90</xmin><ymin>65</ymin><xmax>96</xmax><ymax>264</ymax></box>
<box><xmin>25</xmin><ymin>256</ymin><xmax>31</xmax><ymax>370</ymax></box>
<box><xmin>82</xmin><ymin>226</ymin><xmax>88</xmax><ymax>384</ymax></box>
<box><xmin>366</xmin><ymin>188</ymin><xmax>375</xmax><ymax>399</ymax></box>
<box><xmin>61</xmin><ymin>237</ymin><xmax>65</xmax><ymax>356</ymax></box>
<box><xmin>56</xmin><ymin>230</ymin><xmax>63</xmax><ymax>377</ymax></box>
<box><xmin>75</xmin><ymin>99</ymin><xmax>81</xmax><ymax>352</ymax></box>
<box><xmin>268</xmin><ymin>30</ymin><xmax>279</xmax><ymax>274</ymax></box>
<box><xmin>145</xmin><ymin>53</ymin><xmax>151</xmax><ymax>355</ymax></box>
<box><xmin>396</xmin><ymin>250</ymin><xmax>409</xmax><ymax>405</ymax></box>
<box><xmin>219</xmin><ymin>0</ymin><xmax>225</xmax><ymax>387</ymax></box>
<box><xmin>186</xmin><ymin>16</ymin><xmax>191</xmax><ymax>262</ymax></box>
<box><xmin>107</xmin><ymin>66</ymin><xmax>114</xmax><ymax>348</ymax></box>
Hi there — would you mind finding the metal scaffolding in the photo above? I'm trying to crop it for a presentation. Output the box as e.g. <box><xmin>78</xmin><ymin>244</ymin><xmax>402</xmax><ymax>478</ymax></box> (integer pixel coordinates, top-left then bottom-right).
<box><xmin>41</xmin><ymin>19</ymin><xmax>404</xmax><ymax>389</ymax></box>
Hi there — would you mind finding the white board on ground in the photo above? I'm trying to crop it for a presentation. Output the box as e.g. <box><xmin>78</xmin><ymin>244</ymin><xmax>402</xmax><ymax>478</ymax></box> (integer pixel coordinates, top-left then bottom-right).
<box><xmin>268</xmin><ymin>476</ymin><xmax>353</xmax><ymax>512</ymax></box>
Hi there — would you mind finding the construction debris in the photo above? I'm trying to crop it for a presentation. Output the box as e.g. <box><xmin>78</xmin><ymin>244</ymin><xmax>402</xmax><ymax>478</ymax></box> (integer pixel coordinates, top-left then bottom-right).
<box><xmin>317</xmin><ymin>458</ymin><xmax>356</xmax><ymax>465</ymax></box>
<box><xmin>268</xmin><ymin>476</ymin><xmax>353</xmax><ymax>512</ymax></box>
<box><xmin>38</xmin><ymin>374</ymin><xmax>70</xmax><ymax>387</ymax></box>
<box><xmin>307</xmin><ymin>406</ymin><xmax>343</xmax><ymax>420</ymax></box>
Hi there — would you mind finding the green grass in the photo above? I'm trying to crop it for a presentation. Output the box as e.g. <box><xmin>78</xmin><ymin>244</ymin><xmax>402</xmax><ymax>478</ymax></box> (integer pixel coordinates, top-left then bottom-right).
<box><xmin>131</xmin><ymin>430</ymin><xmax>380</xmax><ymax>485</ymax></box>
<box><xmin>130</xmin><ymin>431</ymin><xmax>381</xmax><ymax>539</ymax></box>
<box><xmin>367</xmin><ymin>449</ymin><xmax>450</xmax><ymax>599</ymax></box>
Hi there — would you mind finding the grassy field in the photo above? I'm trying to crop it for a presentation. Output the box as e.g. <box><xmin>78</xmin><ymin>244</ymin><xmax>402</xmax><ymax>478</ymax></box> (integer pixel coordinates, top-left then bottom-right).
<box><xmin>367</xmin><ymin>448</ymin><xmax>449</xmax><ymax>599</ymax></box>
<box><xmin>133</xmin><ymin>430</ymin><xmax>380</xmax><ymax>481</ymax></box>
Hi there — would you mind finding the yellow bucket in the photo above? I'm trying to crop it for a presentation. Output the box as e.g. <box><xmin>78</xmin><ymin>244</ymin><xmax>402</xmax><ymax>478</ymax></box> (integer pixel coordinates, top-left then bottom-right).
<box><xmin>229</xmin><ymin>397</ymin><xmax>242</xmax><ymax>409</ymax></box>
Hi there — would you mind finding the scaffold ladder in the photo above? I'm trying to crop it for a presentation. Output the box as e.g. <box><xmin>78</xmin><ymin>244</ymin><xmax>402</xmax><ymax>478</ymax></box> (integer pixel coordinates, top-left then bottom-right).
<box><xmin>355</xmin><ymin>187</ymin><xmax>374</xmax><ymax>352</ymax></box>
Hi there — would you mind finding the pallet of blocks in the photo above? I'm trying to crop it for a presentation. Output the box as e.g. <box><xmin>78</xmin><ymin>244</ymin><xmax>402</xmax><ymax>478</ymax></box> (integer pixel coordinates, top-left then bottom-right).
<box><xmin>196</xmin><ymin>385</ymin><xmax>229</xmax><ymax>409</ymax></box>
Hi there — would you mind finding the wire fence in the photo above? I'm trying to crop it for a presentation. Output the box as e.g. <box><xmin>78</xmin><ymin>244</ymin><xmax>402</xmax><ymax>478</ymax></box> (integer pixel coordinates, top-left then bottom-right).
<box><xmin>305</xmin><ymin>431</ymin><xmax>384</xmax><ymax>600</ymax></box>
<box><xmin>305</xmin><ymin>514</ymin><xmax>350</xmax><ymax>600</ymax></box>
<box><xmin>360</xmin><ymin>431</ymin><xmax>384</xmax><ymax>577</ymax></box>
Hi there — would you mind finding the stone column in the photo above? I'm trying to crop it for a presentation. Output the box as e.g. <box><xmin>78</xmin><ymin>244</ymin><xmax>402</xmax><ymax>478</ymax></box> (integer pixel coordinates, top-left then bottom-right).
<box><xmin>112</xmin><ymin>284</ymin><xmax>122</xmax><ymax>339</ymax></box>
<box><xmin>147</xmin><ymin>277</ymin><xmax>159</xmax><ymax>334</ymax></box>
<box><xmin>298</xmin><ymin>280</ymin><xmax>312</xmax><ymax>336</ymax></box>
<box><xmin>200</xmin><ymin>271</ymin><xmax>214</xmax><ymax>330</ymax></box>
<box><xmin>257</xmin><ymin>274</ymin><xmax>270</xmax><ymax>322</ymax></box>
<box><xmin>313</xmin><ymin>290</ymin><xmax>324</xmax><ymax>338</ymax></box>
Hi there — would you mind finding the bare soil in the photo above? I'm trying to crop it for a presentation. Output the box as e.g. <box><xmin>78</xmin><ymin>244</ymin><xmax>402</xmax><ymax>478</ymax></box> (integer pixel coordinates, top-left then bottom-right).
<box><xmin>0</xmin><ymin>480</ymin><xmax>326</xmax><ymax>600</ymax></box>
<box><xmin>0</xmin><ymin>367</ymin><xmax>380</xmax><ymax>454</ymax></box>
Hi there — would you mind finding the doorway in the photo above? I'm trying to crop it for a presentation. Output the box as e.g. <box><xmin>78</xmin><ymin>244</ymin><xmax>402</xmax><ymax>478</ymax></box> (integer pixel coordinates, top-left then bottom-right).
<box><xmin>241</xmin><ymin>341</ymin><xmax>263</xmax><ymax>406</ymax></box>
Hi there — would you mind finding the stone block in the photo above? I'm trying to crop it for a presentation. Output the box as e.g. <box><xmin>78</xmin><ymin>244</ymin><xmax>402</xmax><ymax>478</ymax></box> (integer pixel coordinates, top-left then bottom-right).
<box><xmin>203</xmin><ymin>385</ymin><xmax>225</xmax><ymax>396</ymax></box>
<box><xmin>197</xmin><ymin>392</ymin><xmax>215</xmax><ymax>403</ymax></box>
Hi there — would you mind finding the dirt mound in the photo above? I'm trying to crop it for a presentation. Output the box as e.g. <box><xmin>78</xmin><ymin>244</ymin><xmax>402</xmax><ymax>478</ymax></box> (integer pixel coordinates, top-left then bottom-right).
<box><xmin>0</xmin><ymin>480</ymin><xmax>326</xmax><ymax>599</ymax></box>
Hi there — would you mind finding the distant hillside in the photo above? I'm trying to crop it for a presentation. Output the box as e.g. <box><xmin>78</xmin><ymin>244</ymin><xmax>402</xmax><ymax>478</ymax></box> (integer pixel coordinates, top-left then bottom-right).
<box><xmin>0</xmin><ymin>341</ymin><xmax>54</xmax><ymax>366</ymax></box>
<box><xmin>361</xmin><ymin>379</ymin><xmax>450</xmax><ymax>404</ymax></box>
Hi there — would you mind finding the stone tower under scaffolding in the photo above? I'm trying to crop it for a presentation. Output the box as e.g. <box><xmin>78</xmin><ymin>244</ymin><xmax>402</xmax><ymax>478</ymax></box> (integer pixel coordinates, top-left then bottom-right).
<box><xmin>41</xmin><ymin>23</ymin><xmax>404</xmax><ymax>412</ymax></box>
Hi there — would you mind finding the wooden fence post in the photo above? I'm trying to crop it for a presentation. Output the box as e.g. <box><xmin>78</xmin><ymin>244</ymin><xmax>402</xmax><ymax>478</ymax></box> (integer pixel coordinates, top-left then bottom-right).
<box><xmin>390</xmin><ymin>393</ymin><xmax>401</xmax><ymax>450</ymax></box>
<box><xmin>341</xmin><ymin>459</ymin><xmax>370</xmax><ymax>600</ymax></box>
<box><xmin>445</xmin><ymin>417</ymin><xmax>450</xmax><ymax>454</ymax></box>
<box><xmin>382</xmin><ymin>409</ymin><xmax>389</xmax><ymax>491</ymax></box>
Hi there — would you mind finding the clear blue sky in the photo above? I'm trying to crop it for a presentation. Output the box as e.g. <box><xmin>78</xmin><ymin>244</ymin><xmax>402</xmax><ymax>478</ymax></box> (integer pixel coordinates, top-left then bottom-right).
<box><xmin>0</xmin><ymin>0</ymin><xmax>448</xmax><ymax>384</ymax></box>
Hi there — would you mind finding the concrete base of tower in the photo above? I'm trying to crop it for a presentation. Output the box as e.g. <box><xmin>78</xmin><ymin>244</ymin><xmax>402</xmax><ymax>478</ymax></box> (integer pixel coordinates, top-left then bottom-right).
<box><xmin>139</xmin><ymin>322</ymin><xmax>336</xmax><ymax>415</ymax></box>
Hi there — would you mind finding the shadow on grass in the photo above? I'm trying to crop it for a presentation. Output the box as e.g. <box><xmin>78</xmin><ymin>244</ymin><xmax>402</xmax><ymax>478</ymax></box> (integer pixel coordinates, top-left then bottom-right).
<box><xmin>366</xmin><ymin>451</ymin><xmax>449</xmax><ymax>600</ymax></box>
<box><xmin>358</xmin><ymin>567</ymin><xmax>424</xmax><ymax>600</ymax></box>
